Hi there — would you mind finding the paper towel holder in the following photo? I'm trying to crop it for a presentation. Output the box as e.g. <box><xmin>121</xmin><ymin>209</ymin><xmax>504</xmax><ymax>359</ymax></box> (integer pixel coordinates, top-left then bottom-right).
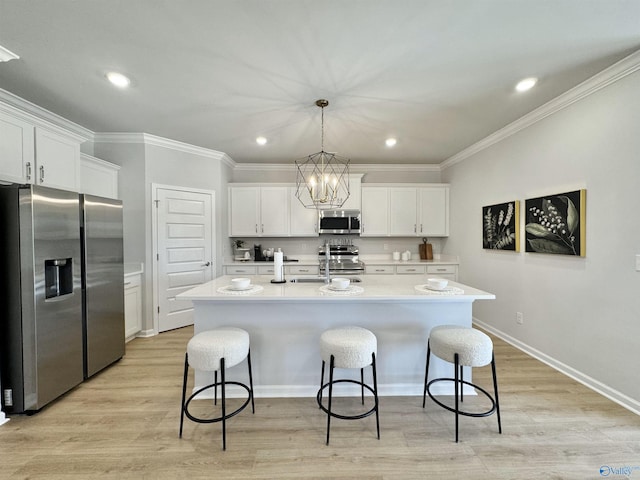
<box><xmin>270</xmin><ymin>264</ymin><xmax>286</xmax><ymax>284</ymax></box>
<box><xmin>271</xmin><ymin>249</ymin><xmax>287</xmax><ymax>284</ymax></box>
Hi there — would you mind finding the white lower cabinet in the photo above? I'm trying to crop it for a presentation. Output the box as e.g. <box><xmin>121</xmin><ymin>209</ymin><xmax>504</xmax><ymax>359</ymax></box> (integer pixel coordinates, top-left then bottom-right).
<box><xmin>365</xmin><ymin>265</ymin><xmax>395</xmax><ymax>274</ymax></box>
<box><xmin>225</xmin><ymin>264</ymin><xmax>320</xmax><ymax>276</ymax></box>
<box><xmin>124</xmin><ymin>273</ymin><xmax>142</xmax><ymax>341</ymax></box>
<box><xmin>396</xmin><ymin>265</ymin><xmax>426</xmax><ymax>274</ymax></box>
<box><xmin>426</xmin><ymin>265</ymin><xmax>457</xmax><ymax>281</ymax></box>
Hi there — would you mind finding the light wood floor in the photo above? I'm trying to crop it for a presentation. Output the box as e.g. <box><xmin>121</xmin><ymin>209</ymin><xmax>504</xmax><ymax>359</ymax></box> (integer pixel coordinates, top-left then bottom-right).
<box><xmin>1</xmin><ymin>326</ymin><xmax>639</xmax><ymax>480</ymax></box>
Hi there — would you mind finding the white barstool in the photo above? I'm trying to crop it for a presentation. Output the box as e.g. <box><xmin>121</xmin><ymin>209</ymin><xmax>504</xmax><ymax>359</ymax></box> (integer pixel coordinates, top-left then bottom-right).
<box><xmin>422</xmin><ymin>325</ymin><xmax>501</xmax><ymax>442</ymax></box>
<box><xmin>317</xmin><ymin>326</ymin><xmax>380</xmax><ymax>445</ymax></box>
<box><xmin>179</xmin><ymin>327</ymin><xmax>254</xmax><ymax>450</ymax></box>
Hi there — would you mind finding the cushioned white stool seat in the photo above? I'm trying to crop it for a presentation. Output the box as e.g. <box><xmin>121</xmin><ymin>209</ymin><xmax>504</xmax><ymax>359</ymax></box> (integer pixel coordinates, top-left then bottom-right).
<box><xmin>180</xmin><ymin>327</ymin><xmax>254</xmax><ymax>450</ymax></box>
<box><xmin>187</xmin><ymin>327</ymin><xmax>250</xmax><ymax>371</ymax></box>
<box><xmin>423</xmin><ymin>326</ymin><xmax>501</xmax><ymax>443</ymax></box>
<box><xmin>317</xmin><ymin>326</ymin><xmax>380</xmax><ymax>445</ymax></box>
<box><xmin>320</xmin><ymin>326</ymin><xmax>377</xmax><ymax>369</ymax></box>
<box><xmin>429</xmin><ymin>326</ymin><xmax>493</xmax><ymax>367</ymax></box>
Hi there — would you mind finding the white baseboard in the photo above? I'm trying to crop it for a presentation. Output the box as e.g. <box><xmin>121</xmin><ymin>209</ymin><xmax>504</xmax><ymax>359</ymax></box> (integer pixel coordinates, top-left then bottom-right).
<box><xmin>0</xmin><ymin>411</ymin><xmax>9</xmax><ymax>426</ymax></box>
<box><xmin>473</xmin><ymin>318</ymin><xmax>640</xmax><ymax>416</ymax></box>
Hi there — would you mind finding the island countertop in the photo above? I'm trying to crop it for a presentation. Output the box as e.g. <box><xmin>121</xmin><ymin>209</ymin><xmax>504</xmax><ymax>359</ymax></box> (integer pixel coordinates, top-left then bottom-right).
<box><xmin>177</xmin><ymin>275</ymin><xmax>494</xmax><ymax>302</ymax></box>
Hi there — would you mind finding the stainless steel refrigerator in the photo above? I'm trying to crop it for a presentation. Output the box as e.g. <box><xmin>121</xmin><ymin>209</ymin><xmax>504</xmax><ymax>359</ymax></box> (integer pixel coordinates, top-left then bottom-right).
<box><xmin>80</xmin><ymin>194</ymin><xmax>125</xmax><ymax>379</ymax></box>
<box><xmin>0</xmin><ymin>184</ymin><xmax>84</xmax><ymax>413</ymax></box>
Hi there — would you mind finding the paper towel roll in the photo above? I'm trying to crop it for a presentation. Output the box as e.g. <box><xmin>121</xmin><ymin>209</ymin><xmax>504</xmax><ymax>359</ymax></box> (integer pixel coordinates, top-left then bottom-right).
<box><xmin>273</xmin><ymin>251</ymin><xmax>284</xmax><ymax>282</ymax></box>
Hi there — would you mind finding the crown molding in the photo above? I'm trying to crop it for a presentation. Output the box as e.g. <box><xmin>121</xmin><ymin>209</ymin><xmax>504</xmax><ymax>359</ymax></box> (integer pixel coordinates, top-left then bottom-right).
<box><xmin>234</xmin><ymin>162</ymin><xmax>440</xmax><ymax>173</ymax></box>
<box><xmin>441</xmin><ymin>48</ymin><xmax>640</xmax><ymax>170</ymax></box>
<box><xmin>0</xmin><ymin>88</ymin><xmax>93</xmax><ymax>141</ymax></box>
<box><xmin>93</xmin><ymin>132</ymin><xmax>234</xmax><ymax>166</ymax></box>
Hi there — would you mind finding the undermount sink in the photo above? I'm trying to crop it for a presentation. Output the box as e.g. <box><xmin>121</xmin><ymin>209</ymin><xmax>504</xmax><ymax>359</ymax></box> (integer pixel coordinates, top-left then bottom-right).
<box><xmin>290</xmin><ymin>277</ymin><xmax>361</xmax><ymax>283</ymax></box>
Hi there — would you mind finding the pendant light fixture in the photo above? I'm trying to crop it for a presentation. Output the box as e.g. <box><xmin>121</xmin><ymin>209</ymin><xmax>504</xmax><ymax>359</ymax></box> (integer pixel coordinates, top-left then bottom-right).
<box><xmin>295</xmin><ymin>99</ymin><xmax>350</xmax><ymax>210</ymax></box>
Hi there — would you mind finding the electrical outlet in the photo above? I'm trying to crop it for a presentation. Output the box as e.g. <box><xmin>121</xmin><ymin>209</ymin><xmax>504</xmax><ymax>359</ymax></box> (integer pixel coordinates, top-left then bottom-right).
<box><xmin>516</xmin><ymin>312</ymin><xmax>524</xmax><ymax>325</ymax></box>
<box><xmin>383</xmin><ymin>243</ymin><xmax>389</xmax><ymax>251</ymax></box>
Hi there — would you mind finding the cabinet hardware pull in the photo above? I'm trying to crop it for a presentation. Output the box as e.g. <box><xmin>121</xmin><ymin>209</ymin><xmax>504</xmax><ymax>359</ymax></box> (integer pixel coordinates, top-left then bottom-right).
<box><xmin>261</xmin><ymin>224</ymin><xmax>264</xmax><ymax>233</ymax></box>
<box><xmin>255</xmin><ymin>224</ymin><xmax>258</xmax><ymax>233</ymax></box>
<box><xmin>414</xmin><ymin>224</ymin><xmax>417</xmax><ymax>233</ymax></box>
<box><xmin>39</xmin><ymin>165</ymin><xmax>45</xmax><ymax>183</ymax></box>
<box><xmin>26</xmin><ymin>162</ymin><xmax>32</xmax><ymax>180</ymax></box>
<box><xmin>202</xmin><ymin>261</ymin><xmax>211</xmax><ymax>267</ymax></box>
<box><xmin>421</xmin><ymin>224</ymin><xmax>423</xmax><ymax>232</ymax></box>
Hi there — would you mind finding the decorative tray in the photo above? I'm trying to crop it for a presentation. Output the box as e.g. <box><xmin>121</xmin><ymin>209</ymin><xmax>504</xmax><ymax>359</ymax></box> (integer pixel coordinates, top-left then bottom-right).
<box><xmin>414</xmin><ymin>285</ymin><xmax>464</xmax><ymax>295</ymax></box>
<box><xmin>217</xmin><ymin>285</ymin><xmax>264</xmax><ymax>295</ymax></box>
<box><xmin>319</xmin><ymin>285</ymin><xmax>364</xmax><ymax>296</ymax></box>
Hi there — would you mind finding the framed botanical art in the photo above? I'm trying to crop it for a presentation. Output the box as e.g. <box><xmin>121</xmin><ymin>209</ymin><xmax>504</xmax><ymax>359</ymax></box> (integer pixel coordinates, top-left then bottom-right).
<box><xmin>525</xmin><ymin>189</ymin><xmax>586</xmax><ymax>256</ymax></box>
<box><xmin>482</xmin><ymin>200</ymin><xmax>520</xmax><ymax>251</ymax></box>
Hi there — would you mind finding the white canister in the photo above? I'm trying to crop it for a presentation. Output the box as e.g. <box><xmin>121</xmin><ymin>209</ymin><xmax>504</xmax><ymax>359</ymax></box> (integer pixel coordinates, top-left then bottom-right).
<box><xmin>401</xmin><ymin>252</ymin><xmax>409</xmax><ymax>261</ymax></box>
<box><xmin>392</xmin><ymin>251</ymin><xmax>400</xmax><ymax>261</ymax></box>
<box><xmin>405</xmin><ymin>250</ymin><xmax>411</xmax><ymax>260</ymax></box>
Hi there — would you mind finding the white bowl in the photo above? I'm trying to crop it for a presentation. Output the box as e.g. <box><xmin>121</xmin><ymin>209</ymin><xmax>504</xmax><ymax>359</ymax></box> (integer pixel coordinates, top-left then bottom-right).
<box><xmin>331</xmin><ymin>277</ymin><xmax>350</xmax><ymax>290</ymax></box>
<box><xmin>426</xmin><ymin>278</ymin><xmax>448</xmax><ymax>290</ymax></box>
<box><xmin>231</xmin><ymin>277</ymin><xmax>251</xmax><ymax>290</ymax></box>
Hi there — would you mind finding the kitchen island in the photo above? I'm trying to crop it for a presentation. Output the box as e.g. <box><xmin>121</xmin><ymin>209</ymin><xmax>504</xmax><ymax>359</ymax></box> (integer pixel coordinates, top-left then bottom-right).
<box><xmin>177</xmin><ymin>275</ymin><xmax>495</xmax><ymax>398</ymax></box>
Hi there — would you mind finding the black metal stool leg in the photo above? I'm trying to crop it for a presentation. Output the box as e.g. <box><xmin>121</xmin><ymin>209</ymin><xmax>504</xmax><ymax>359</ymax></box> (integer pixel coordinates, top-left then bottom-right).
<box><xmin>360</xmin><ymin>368</ymin><xmax>365</xmax><ymax>405</ymax></box>
<box><xmin>179</xmin><ymin>352</ymin><xmax>189</xmax><ymax>438</ymax></box>
<box><xmin>460</xmin><ymin>364</ymin><xmax>464</xmax><ymax>403</ymax></box>
<box><xmin>221</xmin><ymin>357</ymin><xmax>226</xmax><ymax>451</ymax></box>
<box><xmin>319</xmin><ymin>360</ymin><xmax>325</xmax><ymax>408</ymax></box>
<box><xmin>491</xmin><ymin>353</ymin><xmax>502</xmax><ymax>434</ymax></box>
<box><xmin>372</xmin><ymin>352</ymin><xmax>380</xmax><ymax>440</ymax></box>
<box><xmin>422</xmin><ymin>342</ymin><xmax>431</xmax><ymax>408</ymax></box>
<box><xmin>214</xmin><ymin>371</ymin><xmax>218</xmax><ymax>405</ymax></box>
<box><xmin>247</xmin><ymin>349</ymin><xmax>255</xmax><ymax>414</ymax></box>
<box><xmin>326</xmin><ymin>355</ymin><xmax>335</xmax><ymax>445</ymax></box>
<box><xmin>454</xmin><ymin>353</ymin><xmax>459</xmax><ymax>443</ymax></box>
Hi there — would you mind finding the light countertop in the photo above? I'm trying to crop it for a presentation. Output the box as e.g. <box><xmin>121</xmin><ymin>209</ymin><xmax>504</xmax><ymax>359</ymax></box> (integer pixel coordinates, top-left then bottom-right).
<box><xmin>223</xmin><ymin>254</ymin><xmax>459</xmax><ymax>267</ymax></box>
<box><xmin>178</xmin><ymin>274</ymin><xmax>493</xmax><ymax>302</ymax></box>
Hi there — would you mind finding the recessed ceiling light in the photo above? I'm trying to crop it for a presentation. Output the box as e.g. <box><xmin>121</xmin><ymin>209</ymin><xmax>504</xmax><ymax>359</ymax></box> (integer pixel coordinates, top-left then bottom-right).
<box><xmin>515</xmin><ymin>77</ymin><xmax>537</xmax><ymax>93</ymax></box>
<box><xmin>0</xmin><ymin>44</ymin><xmax>20</xmax><ymax>62</ymax></box>
<box><xmin>256</xmin><ymin>136</ymin><xmax>267</xmax><ymax>145</ymax></box>
<box><xmin>385</xmin><ymin>138</ymin><xmax>397</xmax><ymax>147</ymax></box>
<box><xmin>106</xmin><ymin>71</ymin><xmax>131</xmax><ymax>88</ymax></box>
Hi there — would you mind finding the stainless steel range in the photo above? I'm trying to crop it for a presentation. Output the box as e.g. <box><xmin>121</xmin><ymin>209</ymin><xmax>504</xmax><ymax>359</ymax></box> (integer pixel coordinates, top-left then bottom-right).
<box><xmin>319</xmin><ymin>241</ymin><xmax>365</xmax><ymax>276</ymax></box>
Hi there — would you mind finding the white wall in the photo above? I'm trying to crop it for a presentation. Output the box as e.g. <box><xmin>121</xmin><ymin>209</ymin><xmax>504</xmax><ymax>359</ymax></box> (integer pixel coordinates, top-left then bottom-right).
<box><xmin>441</xmin><ymin>69</ymin><xmax>640</xmax><ymax>411</ymax></box>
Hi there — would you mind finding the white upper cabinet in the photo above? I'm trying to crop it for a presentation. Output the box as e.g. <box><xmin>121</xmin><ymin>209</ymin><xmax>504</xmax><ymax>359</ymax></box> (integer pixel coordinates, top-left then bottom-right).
<box><xmin>417</xmin><ymin>185</ymin><xmax>449</xmax><ymax>236</ymax></box>
<box><xmin>340</xmin><ymin>174</ymin><xmax>362</xmax><ymax>210</ymax></box>
<box><xmin>34</xmin><ymin>128</ymin><xmax>81</xmax><ymax>191</ymax></box>
<box><xmin>361</xmin><ymin>184</ymin><xmax>449</xmax><ymax>237</ymax></box>
<box><xmin>260</xmin><ymin>186</ymin><xmax>289</xmax><ymax>236</ymax></box>
<box><xmin>0</xmin><ymin>110</ymin><xmax>35</xmax><ymax>184</ymax></box>
<box><xmin>79</xmin><ymin>154</ymin><xmax>120</xmax><ymax>199</ymax></box>
<box><xmin>361</xmin><ymin>187</ymin><xmax>390</xmax><ymax>236</ymax></box>
<box><xmin>228</xmin><ymin>185</ymin><xmax>289</xmax><ymax>237</ymax></box>
<box><xmin>0</xmin><ymin>109</ymin><xmax>81</xmax><ymax>191</ymax></box>
<box><xmin>289</xmin><ymin>187</ymin><xmax>319</xmax><ymax>236</ymax></box>
<box><xmin>389</xmin><ymin>187</ymin><xmax>418</xmax><ymax>236</ymax></box>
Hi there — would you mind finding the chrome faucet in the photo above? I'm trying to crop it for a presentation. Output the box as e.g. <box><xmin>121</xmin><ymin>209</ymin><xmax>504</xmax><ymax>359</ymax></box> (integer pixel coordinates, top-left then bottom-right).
<box><xmin>324</xmin><ymin>240</ymin><xmax>331</xmax><ymax>284</ymax></box>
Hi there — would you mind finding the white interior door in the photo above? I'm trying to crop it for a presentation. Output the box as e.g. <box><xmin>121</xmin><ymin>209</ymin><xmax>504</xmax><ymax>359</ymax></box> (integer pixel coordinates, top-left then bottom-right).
<box><xmin>155</xmin><ymin>187</ymin><xmax>214</xmax><ymax>332</ymax></box>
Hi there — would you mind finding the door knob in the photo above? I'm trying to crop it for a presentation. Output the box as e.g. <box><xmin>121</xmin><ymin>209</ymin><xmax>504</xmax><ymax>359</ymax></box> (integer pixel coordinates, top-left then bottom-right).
<box><xmin>202</xmin><ymin>261</ymin><xmax>211</xmax><ymax>267</ymax></box>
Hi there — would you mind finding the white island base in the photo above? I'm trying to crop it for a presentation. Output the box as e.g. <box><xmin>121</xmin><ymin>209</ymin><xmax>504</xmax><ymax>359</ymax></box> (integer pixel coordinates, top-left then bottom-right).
<box><xmin>180</xmin><ymin>275</ymin><xmax>495</xmax><ymax>398</ymax></box>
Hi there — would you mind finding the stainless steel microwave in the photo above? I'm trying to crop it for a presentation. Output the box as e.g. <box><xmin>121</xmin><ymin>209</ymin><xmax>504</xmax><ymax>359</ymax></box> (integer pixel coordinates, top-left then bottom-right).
<box><xmin>318</xmin><ymin>209</ymin><xmax>361</xmax><ymax>235</ymax></box>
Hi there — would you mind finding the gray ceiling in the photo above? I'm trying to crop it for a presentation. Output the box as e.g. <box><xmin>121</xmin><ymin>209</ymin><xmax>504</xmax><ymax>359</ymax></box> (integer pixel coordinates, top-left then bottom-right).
<box><xmin>1</xmin><ymin>0</ymin><xmax>639</xmax><ymax>164</ymax></box>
